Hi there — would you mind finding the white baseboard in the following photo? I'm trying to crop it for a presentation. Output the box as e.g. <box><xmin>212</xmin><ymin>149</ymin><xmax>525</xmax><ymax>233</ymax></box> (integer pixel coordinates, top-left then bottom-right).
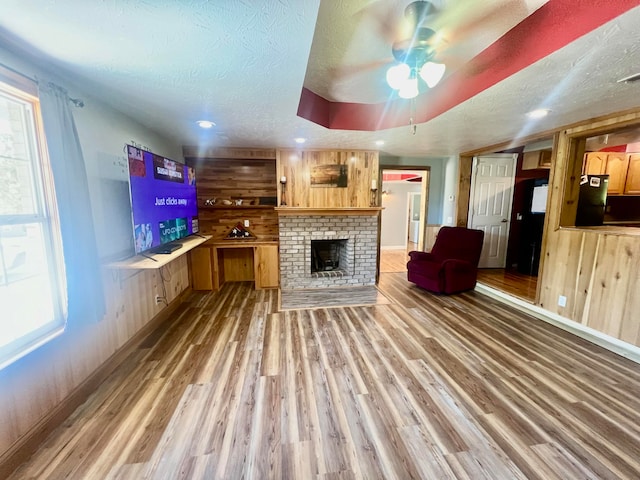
<box><xmin>475</xmin><ymin>283</ymin><xmax>640</xmax><ymax>365</ymax></box>
<box><xmin>381</xmin><ymin>245</ymin><xmax>408</xmax><ymax>250</ymax></box>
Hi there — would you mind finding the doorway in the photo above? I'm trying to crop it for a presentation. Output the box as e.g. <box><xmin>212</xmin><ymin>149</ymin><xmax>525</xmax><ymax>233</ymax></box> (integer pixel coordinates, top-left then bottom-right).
<box><xmin>467</xmin><ymin>148</ymin><xmax>551</xmax><ymax>303</ymax></box>
<box><xmin>379</xmin><ymin>168</ymin><xmax>429</xmax><ymax>273</ymax></box>
<box><xmin>468</xmin><ymin>154</ymin><xmax>517</xmax><ymax>268</ymax></box>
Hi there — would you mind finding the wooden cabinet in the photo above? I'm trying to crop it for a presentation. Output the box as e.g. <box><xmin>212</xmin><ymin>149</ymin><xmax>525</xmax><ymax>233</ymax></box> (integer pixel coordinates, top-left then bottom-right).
<box><xmin>583</xmin><ymin>152</ymin><xmax>607</xmax><ymax>175</ymax></box>
<box><xmin>624</xmin><ymin>154</ymin><xmax>640</xmax><ymax>194</ymax></box>
<box><xmin>190</xmin><ymin>246</ymin><xmax>215</xmax><ymax>290</ymax></box>
<box><xmin>604</xmin><ymin>153</ymin><xmax>630</xmax><ymax>195</ymax></box>
<box><xmin>191</xmin><ymin>241</ymin><xmax>279</xmax><ymax>291</ymax></box>
<box><xmin>523</xmin><ymin>150</ymin><xmax>552</xmax><ymax>170</ymax></box>
<box><xmin>255</xmin><ymin>245</ymin><xmax>279</xmax><ymax>288</ymax></box>
<box><xmin>583</xmin><ymin>152</ymin><xmax>640</xmax><ymax>195</ymax></box>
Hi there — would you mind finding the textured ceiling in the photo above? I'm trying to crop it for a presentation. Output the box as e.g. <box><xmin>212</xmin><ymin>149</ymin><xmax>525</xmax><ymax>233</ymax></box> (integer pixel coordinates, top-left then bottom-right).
<box><xmin>1</xmin><ymin>0</ymin><xmax>640</xmax><ymax>158</ymax></box>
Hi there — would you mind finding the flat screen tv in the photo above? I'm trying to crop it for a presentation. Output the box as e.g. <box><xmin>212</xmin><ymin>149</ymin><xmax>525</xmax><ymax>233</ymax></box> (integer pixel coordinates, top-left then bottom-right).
<box><xmin>126</xmin><ymin>145</ymin><xmax>199</xmax><ymax>255</ymax></box>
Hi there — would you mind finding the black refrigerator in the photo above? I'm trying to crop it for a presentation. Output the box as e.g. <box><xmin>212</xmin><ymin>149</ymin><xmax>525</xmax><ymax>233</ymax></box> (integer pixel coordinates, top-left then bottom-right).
<box><xmin>517</xmin><ymin>179</ymin><xmax>547</xmax><ymax>276</ymax></box>
<box><xmin>575</xmin><ymin>175</ymin><xmax>609</xmax><ymax>226</ymax></box>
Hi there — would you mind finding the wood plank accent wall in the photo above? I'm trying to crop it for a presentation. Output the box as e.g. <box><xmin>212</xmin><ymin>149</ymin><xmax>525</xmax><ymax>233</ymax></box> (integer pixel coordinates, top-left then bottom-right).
<box><xmin>456</xmin><ymin>155</ymin><xmax>473</xmax><ymax>227</ymax></box>
<box><xmin>182</xmin><ymin>148</ymin><xmax>278</xmax><ymax>240</ymax></box>
<box><xmin>277</xmin><ymin>149</ymin><xmax>379</xmax><ymax>208</ymax></box>
<box><xmin>538</xmin><ymin>110</ymin><xmax>640</xmax><ymax>348</ymax></box>
<box><xmin>0</xmin><ymin>256</ymin><xmax>191</xmax><ymax>471</ymax></box>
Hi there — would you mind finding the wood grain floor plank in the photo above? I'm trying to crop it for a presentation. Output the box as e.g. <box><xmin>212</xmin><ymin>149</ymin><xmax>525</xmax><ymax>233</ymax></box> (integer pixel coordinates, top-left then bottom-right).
<box><xmin>8</xmin><ymin>273</ymin><xmax>640</xmax><ymax>479</ymax></box>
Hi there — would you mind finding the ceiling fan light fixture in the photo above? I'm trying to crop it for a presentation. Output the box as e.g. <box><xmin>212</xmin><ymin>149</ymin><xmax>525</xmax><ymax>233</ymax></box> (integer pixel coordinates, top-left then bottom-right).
<box><xmin>398</xmin><ymin>76</ymin><xmax>419</xmax><ymax>99</ymax></box>
<box><xmin>386</xmin><ymin>63</ymin><xmax>410</xmax><ymax>90</ymax></box>
<box><xmin>419</xmin><ymin>61</ymin><xmax>445</xmax><ymax>88</ymax></box>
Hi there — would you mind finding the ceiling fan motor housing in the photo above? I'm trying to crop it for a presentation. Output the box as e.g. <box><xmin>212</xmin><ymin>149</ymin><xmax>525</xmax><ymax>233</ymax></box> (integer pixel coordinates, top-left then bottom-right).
<box><xmin>404</xmin><ymin>0</ymin><xmax>437</xmax><ymax>27</ymax></box>
<box><xmin>392</xmin><ymin>27</ymin><xmax>437</xmax><ymax>65</ymax></box>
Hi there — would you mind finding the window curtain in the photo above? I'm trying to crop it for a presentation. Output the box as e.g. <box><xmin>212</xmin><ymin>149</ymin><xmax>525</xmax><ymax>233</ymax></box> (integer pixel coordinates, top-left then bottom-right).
<box><xmin>39</xmin><ymin>81</ymin><xmax>105</xmax><ymax>324</ymax></box>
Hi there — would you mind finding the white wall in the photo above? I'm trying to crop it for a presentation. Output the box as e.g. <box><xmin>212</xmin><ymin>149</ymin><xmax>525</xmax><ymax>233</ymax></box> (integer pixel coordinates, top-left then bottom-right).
<box><xmin>0</xmin><ymin>45</ymin><xmax>187</xmax><ymax>460</ymax></box>
<box><xmin>442</xmin><ymin>156</ymin><xmax>459</xmax><ymax>226</ymax></box>
<box><xmin>74</xmin><ymin>98</ymin><xmax>182</xmax><ymax>260</ymax></box>
<box><xmin>380</xmin><ymin>181</ymin><xmax>422</xmax><ymax>248</ymax></box>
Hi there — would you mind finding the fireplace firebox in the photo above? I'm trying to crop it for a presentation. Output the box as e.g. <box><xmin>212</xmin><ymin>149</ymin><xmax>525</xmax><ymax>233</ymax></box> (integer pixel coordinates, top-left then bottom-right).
<box><xmin>311</xmin><ymin>239</ymin><xmax>347</xmax><ymax>273</ymax></box>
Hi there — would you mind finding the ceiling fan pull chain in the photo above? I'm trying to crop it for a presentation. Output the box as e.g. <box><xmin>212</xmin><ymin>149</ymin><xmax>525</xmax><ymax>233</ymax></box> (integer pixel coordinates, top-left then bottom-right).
<box><xmin>409</xmin><ymin>98</ymin><xmax>417</xmax><ymax>135</ymax></box>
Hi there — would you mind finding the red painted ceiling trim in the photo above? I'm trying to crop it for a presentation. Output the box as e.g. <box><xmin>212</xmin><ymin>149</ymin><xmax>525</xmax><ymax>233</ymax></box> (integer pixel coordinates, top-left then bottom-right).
<box><xmin>298</xmin><ymin>0</ymin><xmax>640</xmax><ymax>131</ymax></box>
<box><xmin>382</xmin><ymin>173</ymin><xmax>421</xmax><ymax>181</ymax></box>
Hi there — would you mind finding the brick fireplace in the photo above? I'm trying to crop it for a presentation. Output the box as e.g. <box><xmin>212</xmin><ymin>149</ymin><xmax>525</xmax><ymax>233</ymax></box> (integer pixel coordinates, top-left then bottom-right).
<box><xmin>277</xmin><ymin>209</ymin><xmax>380</xmax><ymax>289</ymax></box>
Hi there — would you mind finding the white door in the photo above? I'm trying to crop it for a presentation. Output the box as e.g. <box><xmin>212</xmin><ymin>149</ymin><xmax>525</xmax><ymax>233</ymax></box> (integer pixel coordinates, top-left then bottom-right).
<box><xmin>468</xmin><ymin>154</ymin><xmax>517</xmax><ymax>268</ymax></box>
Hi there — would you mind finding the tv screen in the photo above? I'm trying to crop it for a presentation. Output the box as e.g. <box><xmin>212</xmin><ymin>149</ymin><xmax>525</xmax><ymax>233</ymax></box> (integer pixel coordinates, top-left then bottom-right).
<box><xmin>127</xmin><ymin>145</ymin><xmax>199</xmax><ymax>254</ymax></box>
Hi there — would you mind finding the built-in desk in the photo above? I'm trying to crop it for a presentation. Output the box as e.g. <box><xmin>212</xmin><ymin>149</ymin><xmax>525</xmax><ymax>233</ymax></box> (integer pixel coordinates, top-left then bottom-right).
<box><xmin>190</xmin><ymin>239</ymin><xmax>279</xmax><ymax>290</ymax></box>
<box><xmin>107</xmin><ymin>235</ymin><xmax>211</xmax><ymax>270</ymax></box>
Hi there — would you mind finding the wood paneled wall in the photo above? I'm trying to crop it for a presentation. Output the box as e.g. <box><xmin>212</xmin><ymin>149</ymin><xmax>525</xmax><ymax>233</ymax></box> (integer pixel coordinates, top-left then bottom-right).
<box><xmin>183</xmin><ymin>148</ymin><xmax>278</xmax><ymax>240</ymax></box>
<box><xmin>0</xmin><ymin>256</ymin><xmax>190</xmax><ymax>469</ymax></box>
<box><xmin>277</xmin><ymin>149</ymin><xmax>379</xmax><ymax>208</ymax></box>
<box><xmin>456</xmin><ymin>155</ymin><xmax>473</xmax><ymax>227</ymax></box>
<box><xmin>538</xmin><ymin>110</ymin><xmax>640</xmax><ymax>348</ymax></box>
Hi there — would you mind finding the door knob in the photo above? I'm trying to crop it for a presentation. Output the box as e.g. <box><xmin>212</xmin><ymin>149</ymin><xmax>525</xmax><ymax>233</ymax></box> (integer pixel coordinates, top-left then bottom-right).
<box><xmin>501</xmin><ymin>218</ymin><xmax>508</xmax><ymax>223</ymax></box>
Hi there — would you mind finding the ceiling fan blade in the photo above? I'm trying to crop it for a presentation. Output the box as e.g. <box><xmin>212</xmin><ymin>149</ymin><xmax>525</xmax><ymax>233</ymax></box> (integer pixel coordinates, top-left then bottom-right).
<box><xmin>329</xmin><ymin>57</ymin><xmax>395</xmax><ymax>82</ymax></box>
<box><xmin>352</xmin><ymin>0</ymin><xmax>419</xmax><ymax>44</ymax></box>
<box><xmin>430</xmin><ymin>0</ymin><xmax>532</xmax><ymax>50</ymax></box>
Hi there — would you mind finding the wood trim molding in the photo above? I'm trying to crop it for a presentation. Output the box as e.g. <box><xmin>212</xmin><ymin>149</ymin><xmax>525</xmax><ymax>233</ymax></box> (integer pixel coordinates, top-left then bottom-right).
<box><xmin>275</xmin><ymin>207</ymin><xmax>383</xmax><ymax>216</ymax></box>
<box><xmin>0</xmin><ymin>288</ymin><xmax>192</xmax><ymax>479</ymax></box>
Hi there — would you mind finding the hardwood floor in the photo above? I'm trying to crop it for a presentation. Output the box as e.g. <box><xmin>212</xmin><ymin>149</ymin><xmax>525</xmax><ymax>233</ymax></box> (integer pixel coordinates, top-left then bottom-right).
<box><xmin>9</xmin><ymin>275</ymin><xmax>640</xmax><ymax>479</ymax></box>
<box><xmin>379</xmin><ymin>242</ymin><xmax>416</xmax><ymax>273</ymax></box>
<box><xmin>477</xmin><ymin>268</ymin><xmax>538</xmax><ymax>303</ymax></box>
<box><xmin>382</xmin><ymin>246</ymin><xmax>538</xmax><ymax>304</ymax></box>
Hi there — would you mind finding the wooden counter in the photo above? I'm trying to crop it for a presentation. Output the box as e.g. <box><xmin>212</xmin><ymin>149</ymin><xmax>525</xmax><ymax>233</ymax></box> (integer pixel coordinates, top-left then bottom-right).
<box><xmin>562</xmin><ymin>225</ymin><xmax>640</xmax><ymax>236</ymax></box>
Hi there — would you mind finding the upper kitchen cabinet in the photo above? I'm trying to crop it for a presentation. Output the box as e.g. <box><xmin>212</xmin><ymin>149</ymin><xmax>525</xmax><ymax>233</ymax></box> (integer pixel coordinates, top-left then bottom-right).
<box><xmin>583</xmin><ymin>152</ymin><xmax>632</xmax><ymax>195</ymax></box>
<box><xmin>605</xmin><ymin>153</ymin><xmax>630</xmax><ymax>195</ymax></box>
<box><xmin>582</xmin><ymin>152</ymin><xmax>607</xmax><ymax>175</ymax></box>
<box><xmin>624</xmin><ymin>154</ymin><xmax>640</xmax><ymax>195</ymax></box>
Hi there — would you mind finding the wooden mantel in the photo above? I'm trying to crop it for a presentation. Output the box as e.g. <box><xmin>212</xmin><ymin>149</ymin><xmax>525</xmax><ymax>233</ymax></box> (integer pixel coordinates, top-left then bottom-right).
<box><xmin>275</xmin><ymin>207</ymin><xmax>383</xmax><ymax>216</ymax></box>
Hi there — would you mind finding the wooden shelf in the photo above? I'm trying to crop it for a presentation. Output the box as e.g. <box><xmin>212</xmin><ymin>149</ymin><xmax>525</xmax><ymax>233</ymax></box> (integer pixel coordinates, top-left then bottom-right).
<box><xmin>275</xmin><ymin>207</ymin><xmax>383</xmax><ymax>216</ymax></box>
<box><xmin>200</xmin><ymin>205</ymin><xmax>275</xmax><ymax>209</ymax></box>
<box><xmin>106</xmin><ymin>235</ymin><xmax>211</xmax><ymax>270</ymax></box>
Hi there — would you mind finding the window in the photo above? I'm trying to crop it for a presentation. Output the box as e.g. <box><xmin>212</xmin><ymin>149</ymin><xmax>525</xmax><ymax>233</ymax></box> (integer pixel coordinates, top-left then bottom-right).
<box><xmin>0</xmin><ymin>69</ymin><xmax>66</xmax><ymax>369</ymax></box>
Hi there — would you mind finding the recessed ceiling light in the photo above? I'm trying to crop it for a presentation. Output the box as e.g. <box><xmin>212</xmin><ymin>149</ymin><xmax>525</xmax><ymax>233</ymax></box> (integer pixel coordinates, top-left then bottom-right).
<box><xmin>196</xmin><ymin>120</ymin><xmax>216</xmax><ymax>129</ymax></box>
<box><xmin>294</xmin><ymin>137</ymin><xmax>306</xmax><ymax>144</ymax></box>
<box><xmin>527</xmin><ymin>109</ymin><xmax>550</xmax><ymax>119</ymax></box>
<box><xmin>375</xmin><ymin>140</ymin><xmax>385</xmax><ymax>146</ymax></box>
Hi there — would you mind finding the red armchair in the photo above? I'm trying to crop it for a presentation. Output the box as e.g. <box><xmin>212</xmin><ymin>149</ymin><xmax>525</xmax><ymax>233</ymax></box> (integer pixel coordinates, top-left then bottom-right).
<box><xmin>407</xmin><ymin>226</ymin><xmax>484</xmax><ymax>294</ymax></box>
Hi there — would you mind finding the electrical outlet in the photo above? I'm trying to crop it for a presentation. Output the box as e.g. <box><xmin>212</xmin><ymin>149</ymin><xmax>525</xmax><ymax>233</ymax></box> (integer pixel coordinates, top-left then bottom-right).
<box><xmin>558</xmin><ymin>295</ymin><xmax>567</xmax><ymax>307</ymax></box>
<box><xmin>244</xmin><ymin>219</ymin><xmax>250</xmax><ymax>227</ymax></box>
<box><xmin>155</xmin><ymin>295</ymin><xmax>162</xmax><ymax>305</ymax></box>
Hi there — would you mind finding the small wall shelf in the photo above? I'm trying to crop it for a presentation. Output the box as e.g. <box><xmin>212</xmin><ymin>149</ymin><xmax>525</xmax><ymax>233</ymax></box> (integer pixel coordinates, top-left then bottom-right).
<box><xmin>106</xmin><ymin>235</ymin><xmax>211</xmax><ymax>270</ymax></box>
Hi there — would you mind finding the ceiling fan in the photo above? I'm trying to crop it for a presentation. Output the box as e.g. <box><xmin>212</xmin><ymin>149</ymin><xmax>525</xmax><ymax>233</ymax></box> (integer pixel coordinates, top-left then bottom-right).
<box><xmin>350</xmin><ymin>0</ymin><xmax>537</xmax><ymax>100</ymax></box>
<box><xmin>385</xmin><ymin>0</ymin><xmax>447</xmax><ymax>98</ymax></box>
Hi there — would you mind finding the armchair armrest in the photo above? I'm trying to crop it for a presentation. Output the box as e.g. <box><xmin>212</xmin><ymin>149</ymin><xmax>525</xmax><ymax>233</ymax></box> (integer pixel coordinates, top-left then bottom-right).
<box><xmin>441</xmin><ymin>258</ymin><xmax>474</xmax><ymax>272</ymax></box>
<box><xmin>408</xmin><ymin>250</ymin><xmax>436</xmax><ymax>262</ymax></box>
